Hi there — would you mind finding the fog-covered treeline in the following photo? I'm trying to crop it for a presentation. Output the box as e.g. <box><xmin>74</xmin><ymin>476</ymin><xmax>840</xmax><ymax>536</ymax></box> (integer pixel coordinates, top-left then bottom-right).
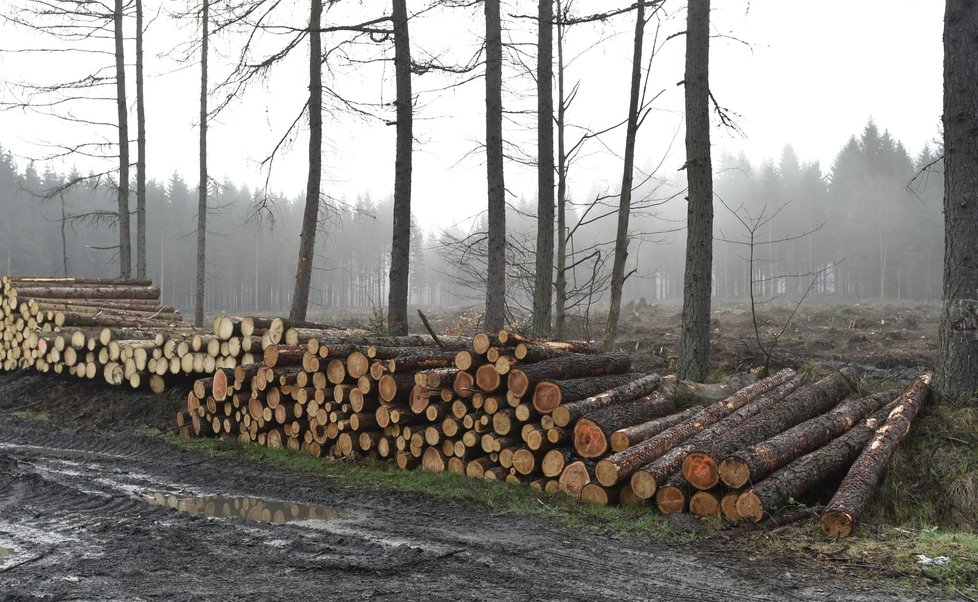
<box><xmin>0</xmin><ymin>117</ymin><xmax>943</xmax><ymax>318</ymax></box>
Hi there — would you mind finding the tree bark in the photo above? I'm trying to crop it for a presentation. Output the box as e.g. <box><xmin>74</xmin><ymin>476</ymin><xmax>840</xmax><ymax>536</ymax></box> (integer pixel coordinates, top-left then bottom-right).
<box><xmin>936</xmin><ymin>0</ymin><xmax>978</xmax><ymax>400</ymax></box>
<box><xmin>676</xmin><ymin>0</ymin><xmax>713</xmax><ymax>381</ymax></box>
<box><xmin>387</xmin><ymin>0</ymin><xmax>412</xmax><ymax>336</ymax></box>
<box><xmin>681</xmin><ymin>368</ymin><xmax>858</xmax><ymax>490</ymax></box>
<box><xmin>573</xmin><ymin>390</ymin><xmax>674</xmax><ymax>458</ymax></box>
<box><xmin>609</xmin><ymin>406</ymin><xmax>701</xmax><ymax>453</ymax></box>
<box><xmin>508</xmin><ymin>351</ymin><xmax>633</xmax><ymax>398</ymax></box>
<box><xmin>629</xmin><ymin>376</ymin><xmax>801</xmax><ymax>500</ymax></box>
<box><xmin>114</xmin><ymin>0</ymin><xmax>131</xmax><ymax>278</ymax></box>
<box><xmin>602</xmin><ymin>0</ymin><xmax>644</xmax><ymax>351</ymax></box>
<box><xmin>135</xmin><ymin>0</ymin><xmax>147</xmax><ymax>279</ymax></box>
<box><xmin>13</xmin><ymin>285</ymin><xmax>161</xmax><ymax>300</ymax></box>
<box><xmin>290</xmin><ymin>0</ymin><xmax>323</xmax><ymax>323</ymax></box>
<box><xmin>719</xmin><ymin>389</ymin><xmax>897</xmax><ymax>489</ymax></box>
<box><xmin>195</xmin><ymin>0</ymin><xmax>208</xmax><ymax>328</ymax></box>
<box><xmin>553</xmin><ymin>0</ymin><xmax>568</xmax><ymax>339</ymax></box>
<box><xmin>532</xmin><ymin>0</ymin><xmax>554</xmax><ymax>337</ymax></box>
<box><xmin>594</xmin><ymin>367</ymin><xmax>796</xmax><ymax>487</ymax></box>
<box><xmin>736</xmin><ymin>401</ymin><xmax>900</xmax><ymax>523</ymax></box>
<box><xmin>552</xmin><ymin>373</ymin><xmax>663</xmax><ymax>427</ymax></box>
<box><xmin>484</xmin><ymin>0</ymin><xmax>506</xmax><ymax>333</ymax></box>
<box><xmin>821</xmin><ymin>372</ymin><xmax>932</xmax><ymax>537</ymax></box>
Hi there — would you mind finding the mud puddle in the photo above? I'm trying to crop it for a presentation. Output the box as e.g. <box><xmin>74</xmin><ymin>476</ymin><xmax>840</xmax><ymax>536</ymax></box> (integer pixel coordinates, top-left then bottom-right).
<box><xmin>144</xmin><ymin>491</ymin><xmax>348</xmax><ymax>524</ymax></box>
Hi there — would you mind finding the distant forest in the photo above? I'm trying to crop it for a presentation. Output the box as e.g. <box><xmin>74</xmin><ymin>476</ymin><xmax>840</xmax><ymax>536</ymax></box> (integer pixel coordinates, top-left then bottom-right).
<box><xmin>0</xmin><ymin>119</ymin><xmax>943</xmax><ymax>319</ymax></box>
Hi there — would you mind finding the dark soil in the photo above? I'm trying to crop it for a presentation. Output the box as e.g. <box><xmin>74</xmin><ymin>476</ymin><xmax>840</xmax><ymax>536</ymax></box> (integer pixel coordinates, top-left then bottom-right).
<box><xmin>0</xmin><ymin>372</ymin><xmax>937</xmax><ymax>601</ymax></box>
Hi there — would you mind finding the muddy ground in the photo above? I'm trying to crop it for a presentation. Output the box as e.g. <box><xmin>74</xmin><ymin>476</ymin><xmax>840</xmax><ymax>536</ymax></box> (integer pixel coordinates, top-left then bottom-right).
<box><xmin>0</xmin><ymin>302</ymin><xmax>950</xmax><ymax>600</ymax></box>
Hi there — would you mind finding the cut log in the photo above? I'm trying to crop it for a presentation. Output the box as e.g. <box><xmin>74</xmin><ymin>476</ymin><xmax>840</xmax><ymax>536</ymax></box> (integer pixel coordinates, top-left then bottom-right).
<box><xmin>378</xmin><ymin>373</ymin><xmax>416</xmax><ymax>403</ymax></box>
<box><xmin>719</xmin><ymin>389</ymin><xmax>898</xmax><ymax>489</ymax></box>
<box><xmin>572</xmin><ymin>391</ymin><xmax>674</xmax><ymax>458</ymax></box>
<box><xmin>660</xmin><ymin>372</ymin><xmax>760</xmax><ymax>406</ymax></box>
<box><xmin>581</xmin><ymin>483</ymin><xmax>619</xmax><ymax>506</ymax></box>
<box><xmin>558</xmin><ymin>459</ymin><xmax>595</xmax><ymax>498</ymax></box>
<box><xmin>609</xmin><ymin>406</ymin><xmax>701</xmax><ymax>452</ymax></box>
<box><xmin>497</xmin><ymin>330</ymin><xmax>600</xmax><ymax>354</ymax></box>
<box><xmin>263</xmin><ymin>344</ymin><xmax>306</xmax><ymax>368</ymax></box>
<box><xmin>720</xmin><ymin>491</ymin><xmax>742</xmax><ymax>521</ymax></box>
<box><xmin>13</xmin><ymin>285</ymin><xmax>161</xmax><ymax>300</ymax></box>
<box><xmin>475</xmin><ymin>363</ymin><xmax>503</xmax><ymax>392</ymax></box>
<box><xmin>422</xmin><ymin>447</ymin><xmax>447</xmax><ymax>473</ymax></box>
<box><xmin>531</xmin><ymin>372</ymin><xmax>643</xmax><ymax>414</ymax></box>
<box><xmin>553</xmin><ymin>373</ymin><xmax>663</xmax><ymax>428</ymax></box>
<box><xmin>820</xmin><ymin>373</ymin><xmax>932</xmax><ymax>537</ymax></box>
<box><xmin>542</xmin><ymin>448</ymin><xmax>575</xmax><ymax>478</ymax></box>
<box><xmin>682</xmin><ymin>368</ymin><xmax>858</xmax><ymax>491</ymax></box>
<box><xmin>595</xmin><ymin>368</ymin><xmax>797</xmax><ymax>487</ymax></box>
<box><xmin>735</xmin><ymin>400</ymin><xmax>902</xmax><ymax>523</ymax></box>
<box><xmin>508</xmin><ymin>352</ymin><xmax>632</xmax><ymax>399</ymax></box>
<box><xmin>689</xmin><ymin>489</ymin><xmax>721</xmax><ymax>517</ymax></box>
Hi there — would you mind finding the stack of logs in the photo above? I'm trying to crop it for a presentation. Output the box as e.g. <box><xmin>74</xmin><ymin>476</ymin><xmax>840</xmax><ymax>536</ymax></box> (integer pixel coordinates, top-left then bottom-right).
<box><xmin>181</xmin><ymin>324</ymin><xmax>931</xmax><ymax>537</ymax></box>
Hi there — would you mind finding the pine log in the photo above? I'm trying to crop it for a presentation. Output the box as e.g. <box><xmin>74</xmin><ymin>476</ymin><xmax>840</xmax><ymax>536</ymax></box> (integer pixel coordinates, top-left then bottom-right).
<box><xmin>660</xmin><ymin>373</ymin><xmax>760</xmax><ymax>406</ymax></box>
<box><xmin>13</xmin><ymin>285</ymin><xmax>161</xmax><ymax>300</ymax></box>
<box><xmin>581</xmin><ymin>483</ymin><xmax>620</xmax><ymax>506</ymax></box>
<box><xmin>263</xmin><ymin>344</ymin><xmax>306</xmax><ymax>368</ymax></box>
<box><xmin>512</xmin><ymin>342</ymin><xmax>571</xmax><ymax>362</ymax></box>
<box><xmin>558</xmin><ymin>459</ymin><xmax>595</xmax><ymax>498</ymax></box>
<box><xmin>497</xmin><ymin>330</ymin><xmax>600</xmax><ymax>354</ymax></box>
<box><xmin>595</xmin><ymin>368</ymin><xmax>797</xmax><ymax>487</ymax></box>
<box><xmin>609</xmin><ymin>406</ymin><xmax>701</xmax><ymax>452</ymax></box>
<box><xmin>629</xmin><ymin>377</ymin><xmax>802</xmax><ymax>500</ymax></box>
<box><xmin>5</xmin><ymin>276</ymin><xmax>155</xmax><ymax>286</ymax></box>
<box><xmin>542</xmin><ymin>448</ymin><xmax>575</xmax><ymax>477</ymax></box>
<box><xmin>689</xmin><ymin>489</ymin><xmax>722</xmax><ymax>516</ymax></box>
<box><xmin>719</xmin><ymin>389</ymin><xmax>898</xmax><ymax>489</ymax></box>
<box><xmin>379</xmin><ymin>373</ymin><xmax>416</xmax><ymax>403</ymax></box>
<box><xmin>735</xmin><ymin>400</ymin><xmax>901</xmax><ymax>523</ymax></box>
<box><xmin>531</xmin><ymin>372</ymin><xmax>644</xmax><ymax>414</ymax></box>
<box><xmin>475</xmin><ymin>363</ymin><xmax>503</xmax><ymax>392</ymax></box>
<box><xmin>820</xmin><ymin>373</ymin><xmax>932</xmax><ymax>537</ymax></box>
<box><xmin>553</xmin><ymin>373</ymin><xmax>663</xmax><ymax>428</ymax></box>
<box><xmin>508</xmin><ymin>352</ymin><xmax>632</xmax><ymax>399</ymax></box>
<box><xmin>682</xmin><ymin>368</ymin><xmax>858</xmax><ymax>490</ymax></box>
<box><xmin>572</xmin><ymin>391</ymin><xmax>674</xmax><ymax>458</ymax></box>
<box><xmin>720</xmin><ymin>491</ymin><xmax>742</xmax><ymax>521</ymax></box>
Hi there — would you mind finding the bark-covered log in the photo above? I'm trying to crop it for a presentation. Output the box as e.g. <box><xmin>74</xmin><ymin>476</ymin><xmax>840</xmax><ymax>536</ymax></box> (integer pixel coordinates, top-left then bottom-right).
<box><xmin>735</xmin><ymin>400</ymin><xmax>901</xmax><ymax>523</ymax></box>
<box><xmin>581</xmin><ymin>483</ymin><xmax>620</xmax><ymax>506</ymax></box>
<box><xmin>572</xmin><ymin>390</ymin><xmax>673</xmax><ymax>458</ymax></box>
<box><xmin>689</xmin><ymin>489</ymin><xmax>721</xmax><ymax>517</ymax></box>
<box><xmin>594</xmin><ymin>368</ymin><xmax>797</xmax><ymax>487</ymax></box>
<box><xmin>497</xmin><ymin>329</ymin><xmax>600</xmax><ymax>354</ymax></box>
<box><xmin>378</xmin><ymin>373</ymin><xmax>417</xmax><ymax>403</ymax></box>
<box><xmin>820</xmin><ymin>372</ymin><xmax>932</xmax><ymax>537</ymax></box>
<box><xmin>719</xmin><ymin>389</ymin><xmax>898</xmax><ymax>489</ymax></box>
<box><xmin>532</xmin><ymin>372</ymin><xmax>643</xmax><ymax>414</ymax></box>
<box><xmin>513</xmin><ymin>342</ymin><xmax>571</xmax><ymax>362</ymax></box>
<box><xmin>552</xmin><ymin>373</ymin><xmax>662</xmax><ymax>428</ymax></box>
<box><xmin>263</xmin><ymin>344</ymin><xmax>306</xmax><ymax>368</ymax></box>
<box><xmin>542</xmin><ymin>448</ymin><xmax>575</xmax><ymax>477</ymax></box>
<box><xmin>609</xmin><ymin>406</ymin><xmax>702</xmax><ymax>452</ymax></box>
<box><xmin>682</xmin><ymin>368</ymin><xmax>858</xmax><ymax>490</ymax></box>
<box><xmin>508</xmin><ymin>352</ymin><xmax>632</xmax><ymax>398</ymax></box>
<box><xmin>660</xmin><ymin>373</ymin><xmax>759</xmax><ymax>407</ymax></box>
<box><xmin>13</xmin><ymin>285</ymin><xmax>161</xmax><ymax>300</ymax></box>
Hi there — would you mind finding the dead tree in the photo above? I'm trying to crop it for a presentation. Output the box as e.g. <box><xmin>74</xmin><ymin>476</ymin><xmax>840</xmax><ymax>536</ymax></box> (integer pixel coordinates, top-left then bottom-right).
<box><xmin>676</xmin><ymin>0</ymin><xmax>713</xmax><ymax>382</ymax></box>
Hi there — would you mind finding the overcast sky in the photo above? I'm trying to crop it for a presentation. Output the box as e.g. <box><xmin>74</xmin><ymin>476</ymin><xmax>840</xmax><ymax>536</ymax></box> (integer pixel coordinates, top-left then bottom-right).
<box><xmin>0</xmin><ymin>0</ymin><xmax>944</xmax><ymax>231</ymax></box>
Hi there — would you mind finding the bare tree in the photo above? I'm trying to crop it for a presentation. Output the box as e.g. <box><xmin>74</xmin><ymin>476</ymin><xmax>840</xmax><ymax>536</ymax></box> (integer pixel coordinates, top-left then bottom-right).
<box><xmin>113</xmin><ymin>0</ymin><xmax>132</xmax><ymax>278</ymax></box>
<box><xmin>195</xmin><ymin>0</ymin><xmax>209</xmax><ymax>328</ymax></box>
<box><xmin>553</xmin><ymin>0</ymin><xmax>569</xmax><ymax>339</ymax></box>
<box><xmin>386</xmin><ymin>0</ymin><xmax>412</xmax><ymax>336</ymax></box>
<box><xmin>485</xmin><ymin>0</ymin><xmax>506</xmax><ymax>332</ymax></box>
<box><xmin>677</xmin><ymin>0</ymin><xmax>713</xmax><ymax>381</ymax></box>
<box><xmin>602</xmin><ymin>0</ymin><xmax>645</xmax><ymax>351</ymax></box>
<box><xmin>135</xmin><ymin>0</ymin><xmax>147</xmax><ymax>278</ymax></box>
<box><xmin>531</xmin><ymin>0</ymin><xmax>555</xmax><ymax>337</ymax></box>
<box><xmin>937</xmin><ymin>0</ymin><xmax>978</xmax><ymax>400</ymax></box>
<box><xmin>289</xmin><ymin>0</ymin><xmax>324</xmax><ymax>323</ymax></box>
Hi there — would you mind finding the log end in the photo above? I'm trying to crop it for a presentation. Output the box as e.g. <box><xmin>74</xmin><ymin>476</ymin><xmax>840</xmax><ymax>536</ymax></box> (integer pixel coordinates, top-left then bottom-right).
<box><xmin>532</xmin><ymin>380</ymin><xmax>562</xmax><ymax>414</ymax></box>
<box><xmin>347</xmin><ymin>351</ymin><xmax>369</xmax><ymax>378</ymax></box>
<box><xmin>689</xmin><ymin>490</ymin><xmax>721</xmax><ymax>517</ymax></box>
<box><xmin>573</xmin><ymin>419</ymin><xmax>608</xmax><ymax>459</ymax></box>
<box><xmin>629</xmin><ymin>469</ymin><xmax>657</xmax><ymax>500</ymax></box>
<box><xmin>734</xmin><ymin>490</ymin><xmax>765</xmax><ymax>523</ymax></box>
<box><xmin>552</xmin><ymin>406</ymin><xmax>572</xmax><ymax>428</ymax></box>
<box><xmin>541</xmin><ymin>449</ymin><xmax>568</xmax><ymax>478</ymax></box>
<box><xmin>720</xmin><ymin>492</ymin><xmax>742</xmax><ymax>522</ymax></box>
<box><xmin>595</xmin><ymin>459</ymin><xmax>619</xmax><ymax>487</ymax></box>
<box><xmin>609</xmin><ymin>431</ymin><xmax>630</xmax><ymax>453</ymax></box>
<box><xmin>472</xmin><ymin>332</ymin><xmax>491</xmax><ymax>355</ymax></box>
<box><xmin>820</xmin><ymin>510</ymin><xmax>855</xmax><ymax>538</ymax></box>
<box><xmin>212</xmin><ymin>369</ymin><xmax>228</xmax><ymax>402</ymax></box>
<box><xmin>508</xmin><ymin>369</ymin><xmax>529</xmax><ymax>398</ymax></box>
<box><xmin>682</xmin><ymin>452</ymin><xmax>720</xmax><ymax>490</ymax></box>
<box><xmin>581</xmin><ymin>483</ymin><xmax>614</xmax><ymax>506</ymax></box>
<box><xmin>718</xmin><ymin>456</ymin><xmax>751</xmax><ymax>489</ymax></box>
<box><xmin>476</xmin><ymin>363</ymin><xmax>502</xmax><ymax>392</ymax></box>
<box><xmin>655</xmin><ymin>485</ymin><xmax>686</xmax><ymax>514</ymax></box>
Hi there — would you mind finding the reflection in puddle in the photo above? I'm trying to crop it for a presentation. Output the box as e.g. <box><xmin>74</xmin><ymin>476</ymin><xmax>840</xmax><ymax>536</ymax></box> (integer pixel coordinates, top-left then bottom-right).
<box><xmin>144</xmin><ymin>492</ymin><xmax>347</xmax><ymax>524</ymax></box>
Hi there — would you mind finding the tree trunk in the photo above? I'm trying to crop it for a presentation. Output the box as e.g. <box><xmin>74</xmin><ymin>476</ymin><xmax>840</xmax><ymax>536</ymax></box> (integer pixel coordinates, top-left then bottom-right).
<box><xmin>553</xmin><ymin>0</ymin><xmax>568</xmax><ymax>340</ymax></box>
<box><xmin>552</xmin><ymin>373</ymin><xmax>663</xmax><ymax>427</ymax></box>
<box><xmin>936</xmin><ymin>0</ymin><xmax>978</xmax><ymax>400</ymax></box>
<box><xmin>195</xmin><ymin>0</ymin><xmax>208</xmax><ymax>329</ymax></box>
<box><xmin>135</xmin><ymin>0</ymin><xmax>147</xmax><ymax>279</ymax></box>
<box><xmin>558</xmin><ymin>458</ymin><xmax>595</xmax><ymax>498</ymax></box>
<box><xmin>821</xmin><ymin>372</ymin><xmax>931</xmax><ymax>537</ymax></box>
<box><xmin>736</xmin><ymin>401</ymin><xmax>900</xmax><ymax>523</ymax></box>
<box><xmin>602</xmin><ymin>0</ymin><xmax>644</xmax><ymax>351</ymax></box>
<box><xmin>573</xmin><ymin>391</ymin><xmax>674</xmax><ymax>458</ymax></box>
<box><xmin>532</xmin><ymin>0</ymin><xmax>554</xmax><ymax>337</ymax></box>
<box><xmin>484</xmin><ymin>0</ymin><xmax>506</xmax><ymax>333</ymax></box>
<box><xmin>681</xmin><ymin>368</ymin><xmax>858</xmax><ymax>490</ymax></box>
<box><xmin>290</xmin><ymin>0</ymin><xmax>323</xmax><ymax>323</ymax></box>
<box><xmin>629</xmin><ymin>376</ymin><xmax>801</xmax><ymax>500</ymax></box>
<box><xmin>508</xmin><ymin>351</ymin><xmax>633</xmax><ymax>398</ymax></box>
<box><xmin>609</xmin><ymin>406</ymin><xmax>701</xmax><ymax>453</ymax></box>
<box><xmin>719</xmin><ymin>389</ymin><xmax>897</xmax><ymax>489</ymax></box>
<box><xmin>387</xmin><ymin>0</ymin><xmax>412</xmax><ymax>336</ymax></box>
<box><xmin>676</xmin><ymin>0</ymin><xmax>713</xmax><ymax>381</ymax></box>
<box><xmin>594</xmin><ymin>367</ymin><xmax>796</xmax><ymax>487</ymax></box>
<box><xmin>114</xmin><ymin>0</ymin><xmax>131</xmax><ymax>278</ymax></box>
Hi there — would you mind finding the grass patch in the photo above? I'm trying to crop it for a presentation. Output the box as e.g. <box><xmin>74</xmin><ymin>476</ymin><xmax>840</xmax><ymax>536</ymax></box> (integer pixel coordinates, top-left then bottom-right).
<box><xmin>11</xmin><ymin>410</ymin><xmax>49</xmax><ymax>421</ymax></box>
<box><xmin>170</xmin><ymin>435</ymin><xmax>674</xmax><ymax>538</ymax></box>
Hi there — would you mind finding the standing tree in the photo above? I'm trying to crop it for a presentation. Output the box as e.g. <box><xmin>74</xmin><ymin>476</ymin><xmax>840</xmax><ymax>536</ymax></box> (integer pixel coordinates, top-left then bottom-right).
<box><xmin>386</xmin><ymin>0</ymin><xmax>413</xmax><ymax>335</ymax></box>
<box><xmin>135</xmin><ymin>0</ymin><xmax>147</xmax><ymax>278</ymax></box>
<box><xmin>194</xmin><ymin>0</ymin><xmax>209</xmax><ymax>328</ymax></box>
<box><xmin>937</xmin><ymin>0</ymin><xmax>978</xmax><ymax>399</ymax></box>
<box><xmin>290</xmin><ymin>0</ymin><xmax>324</xmax><ymax>323</ymax></box>
<box><xmin>485</xmin><ymin>0</ymin><xmax>507</xmax><ymax>332</ymax></box>
<box><xmin>113</xmin><ymin>0</ymin><xmax>132</xmax><ymax>278</ymax></box>
<box><xmin>676</xmin><ymin>0</ymin><xmax>713</xmax><ymax>381</ymax></box>
<box><xmin>602</xmin><ymin>0</ymin><xmax>645</xmax><ymax>351</ymax></box>
<box><xmin>532</xmin><ymin>0</ymin><xmax>555</xmax><ymax>337</ymax></box>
